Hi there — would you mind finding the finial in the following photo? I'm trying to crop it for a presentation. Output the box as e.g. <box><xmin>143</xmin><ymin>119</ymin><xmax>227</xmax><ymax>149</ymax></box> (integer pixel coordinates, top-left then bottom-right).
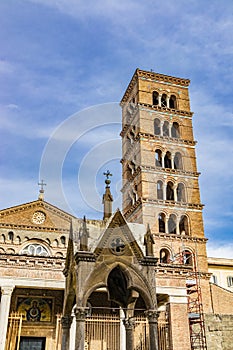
<box><xmin>103</xmin><ymin>170</ymin><xmax>112</xmax><ymax>188</ymax></box>
<box><xmin>38</xmin><ymin>180</ymin><xmax>46</xmax><ymax>200</ymax></box>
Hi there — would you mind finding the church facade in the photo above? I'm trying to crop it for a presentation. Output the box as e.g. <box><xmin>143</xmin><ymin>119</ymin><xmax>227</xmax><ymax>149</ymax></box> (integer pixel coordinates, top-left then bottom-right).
<box><xmin>0</xmin><ymin>69</ymin><xmax>233</xmax><ymax>350</ymax></box>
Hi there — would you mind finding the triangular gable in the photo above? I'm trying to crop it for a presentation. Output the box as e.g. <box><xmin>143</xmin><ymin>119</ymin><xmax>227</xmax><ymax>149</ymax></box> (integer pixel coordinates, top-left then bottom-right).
<box><xmin>94</xmin><ymin>209</ymin><xmax>144</xmax><ymax>261</ymax></box>
<box><xmin>0</xmin><ymin>199</ymin><xmax>75</xmax><ymax>231</ymax></box>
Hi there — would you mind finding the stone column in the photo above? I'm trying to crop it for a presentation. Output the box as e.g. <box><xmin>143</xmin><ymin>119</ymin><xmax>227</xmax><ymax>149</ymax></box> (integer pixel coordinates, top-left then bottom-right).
<box><xmin>173</xmin><ymin>184</ymin><xmax>178</xmax><ymax>202</ymax></box>
<box><xmin>171</xmin><ymin>154</ymin><xmax>175</xmax><ymax>169</ymax></box>
<box><xmin>61</xmin><ymin>315</ymin><xmax>73</xmax><ymax>350</ymax></box>
<box><xmin>165</xmin><ymin>216</ymin><xmax>169</xmax><ymax>234</ymax></box>
<box><xmin>0</xmin><ymin>285</ymin><xmax>14</xmax><ymax>350</ymax></box>
<box><xmin>145</xmin><ymin>310</ymin><xmax>159</xmax><ymax>350</ymax></box>
<box><xmin>161</xmin><ymin>152</ymin><xmax>165</xmax><ymax>168</ymax></box>
<box><xmin>158</xmin><ymin>94</ymin><xmax>162</xmax><ymax>106</ymax></box>
<box><xmin>162</xmin><ymin>182</ymin><xmax>166</xmax><ymax>201</ymax></box>
<box><xmin>176</xmin><ymin>217</ymin><xmax>180</xmax><ymax>235</ymax></box>
<box><xmin>166</xmin><ymin>96</ymin><xmax>170</xmax><ymax>108</ymax></box>
<box><xmin>123</xmin><ymin>317</ymin><xmax>135</xmax><ymax>350</ymax></box>
<box><xmin>75</xmin><ymin>307</ymin><xmax>88</xmax><ymax>350</ymax></box>
<box><xmin>160</xmin><ymin>121</ymin><xmax>164</xmax><ymax>136</ymax></box>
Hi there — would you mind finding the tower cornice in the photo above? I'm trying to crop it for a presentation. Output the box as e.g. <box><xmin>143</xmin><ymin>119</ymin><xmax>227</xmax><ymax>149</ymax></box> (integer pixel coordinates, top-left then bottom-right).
<box><xmin>121</xmin><ymin>68</ymin><xmax>190</xmax><ymax>104</ymax></box>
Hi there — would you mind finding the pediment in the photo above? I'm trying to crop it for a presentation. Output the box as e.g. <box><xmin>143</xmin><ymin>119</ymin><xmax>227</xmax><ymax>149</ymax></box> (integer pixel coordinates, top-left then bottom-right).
<box><xmin>0</xmin><ymin>200</ymin><xmax>75</xmax><ymax>231</ymax></box>
<box><xmin>94</xmin><ymin>210</ymin><xmax>144</xmax><ymax>261</ymax></box>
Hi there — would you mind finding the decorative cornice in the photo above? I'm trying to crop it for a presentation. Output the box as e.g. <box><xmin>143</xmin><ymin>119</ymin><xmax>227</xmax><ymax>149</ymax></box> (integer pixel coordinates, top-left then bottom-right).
<box><xmin>140</xmin><ymin>256</ymin><xmax>158</xmax><ymax>266</ymax></box>
<box><xmin>0</xmin><ymin>222</ymin><xmax>70</xmax><ymax>232</ymax></box>
<box><xmin>153</xmin><ymin>233</ymin><xmax>208</xmax><ymax>243</ymax></box>
<box><xmin>137</xmin><ymin>132</ymin><xmax>196</xmax><ymax>146</ymax></box>
<box><xmin>0</xmin><ymin>253</ymin><xmax>65</xmax><ymax>269</ymax></box>
<box><xmin>74</xmin><ymin>251</ymin><xmax>96</xmax><ymax>264</ymax></box>
<box><xmin>138</xmin><ymin>103</ymin><xmax>193</xmax><ymax>117</ymax></box>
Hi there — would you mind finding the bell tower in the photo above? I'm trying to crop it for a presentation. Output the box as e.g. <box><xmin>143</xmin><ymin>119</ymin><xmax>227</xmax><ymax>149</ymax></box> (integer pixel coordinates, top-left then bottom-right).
<box><xmin>120</xmin><ymin>68</ymin><xmax>210</xmax><ymax>311</ymax></box>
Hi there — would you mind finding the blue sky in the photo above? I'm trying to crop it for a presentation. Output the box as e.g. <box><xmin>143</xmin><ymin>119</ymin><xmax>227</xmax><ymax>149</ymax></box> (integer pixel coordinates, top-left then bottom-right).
<box><xmin>0</xmin><ymin>0</ymin><xmax>232</xmax><ymax>258</ymax></box>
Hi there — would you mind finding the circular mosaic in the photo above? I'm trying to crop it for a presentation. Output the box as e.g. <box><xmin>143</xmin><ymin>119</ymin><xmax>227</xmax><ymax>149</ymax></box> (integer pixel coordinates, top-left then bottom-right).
<box><xmin>32</xmin><ymin>211</ymin><xmax>46</xmax><ymax>224</ymax></box>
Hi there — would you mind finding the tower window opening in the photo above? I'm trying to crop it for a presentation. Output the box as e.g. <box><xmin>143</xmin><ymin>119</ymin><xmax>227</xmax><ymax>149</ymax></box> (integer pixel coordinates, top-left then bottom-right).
<box><xmin>179</xmin><ymin>215</ymin><xmax>189</xmax><ymax>235</ymax></box>
<box><xmin>174</xmin><ymin>152</ymin><xmax>182</xmax><ymax>170</ymax></box>
<box><xmin>60</xmin><ymin>236</ymin><xmax>66</xmax><ymax>246</ymax></box>
<box><xmin>166</xmin><ymin>181</ymin><xmax>174</xmax><ymax>200</ymax></box>
<box><xmin>158</xmin><ymin>213</ymin><xmax>165</xmax><ymax>233</ymax></box>
<box><xmin>164</xmin><ymin>151</ymin><xmax>172</xmax><ymax>169</ymax></box>
<box><xmin>160</xmin><ymin>248</ymin><xmax>170</xmax><ymax>263</ymax></box>
<box><xmin>163</xmin><ymin>121</ymin><xmax>169</xmax><ymax>137</ymax></box>
<box><xmin>152</xmin><ymin>91</ymin><xmax>159</xmax><ymax>105</ymax></box>
<box><xmin>183</xmin><ymin>250</ymin><xmax>193</xmax><ymax>265</ymax></box>
<box><xmin>168</xmin><ymin>214</ymin><xmax>176</xmax><ymax>234</ymax></box>
<box><xmin>171</xmin><ymin>122</ymin><xmax>180</xmax><ymax>138</ymax></box>
<box><xmin>169</xmin><ymin>95</ymin><xmax>177</xmax><ymax>109</ymax></box>
<box><xmin>177</xmin><ymin>183</ymin><xmax>186</xmax><ymax>202</ymax></box>
<box><xmin>8</xmin><ymin>231</ymin><xmax>14</xmax><ymax>243</ymax></box>
<box><xmin>161</xmin><ymin>94</ymin><xmax>167</xmax><ymax>107</ymax></box>
<box><xmin>157</xmin><ymin>180</ymin><xmax>163</xmax><ymax>200</ymax></box>
<box><xmin>155</xmin><ymin>149</ymin><xmax>162</xmax><ymax>167</ymax></box>
<box><xmin>154</xmin><ymin>118</ymin><xmax>161</xmax><ymax>135</ymax></box>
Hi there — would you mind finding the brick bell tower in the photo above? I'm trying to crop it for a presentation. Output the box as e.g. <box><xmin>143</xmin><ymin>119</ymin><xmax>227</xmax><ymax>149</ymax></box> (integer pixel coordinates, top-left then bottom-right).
<box><xmin>120</xmin><ymin>69</ymin><xmax>211</xmax><ymax>350</ymax></box>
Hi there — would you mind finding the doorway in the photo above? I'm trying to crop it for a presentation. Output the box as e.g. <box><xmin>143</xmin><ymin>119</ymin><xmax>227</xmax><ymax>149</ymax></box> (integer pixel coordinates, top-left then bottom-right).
<box><xmin>19</xmin><ymin>337</ymin><xmax>46</xmax><ymax>350</ymax></box>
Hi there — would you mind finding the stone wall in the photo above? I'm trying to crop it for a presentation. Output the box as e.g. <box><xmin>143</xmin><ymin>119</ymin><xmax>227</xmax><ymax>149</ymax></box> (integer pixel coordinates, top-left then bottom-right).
<box><xmin>205</xmin><ymin>314</ymin><xmax>233</xmax><ymax>350</ymax></box>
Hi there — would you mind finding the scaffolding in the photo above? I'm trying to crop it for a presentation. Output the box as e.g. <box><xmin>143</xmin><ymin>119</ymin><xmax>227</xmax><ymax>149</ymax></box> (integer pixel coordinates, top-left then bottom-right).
<box><xmin>169</xmin><ymin>247</ymin><xmax>207</xmax><ymax>350</ymax></box>
<box><xmin>185</xmin><ymin>251</ymin><xmax>207</xmax><ymax>350</ymax></box>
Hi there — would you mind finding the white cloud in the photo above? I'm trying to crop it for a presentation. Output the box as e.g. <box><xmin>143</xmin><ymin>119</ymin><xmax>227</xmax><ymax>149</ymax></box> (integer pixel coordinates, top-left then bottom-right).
<box><xmin>0</xmin><ymin>60</ymin><xmax>14</xmax><ymax>74</ymax></box>
<box><xmin>207</xmin><ymin>242</ymin><xmax>233</xmax><ymax>259</ymax></box>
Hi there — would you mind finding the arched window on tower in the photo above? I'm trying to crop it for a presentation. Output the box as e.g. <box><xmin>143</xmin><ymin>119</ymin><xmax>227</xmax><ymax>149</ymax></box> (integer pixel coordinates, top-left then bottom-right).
<box><xmin>169</xmin><ymin>95</ymin><xmax>177</xmax><ymax>109</ymax></box>
<box><xmin>164</xmin><ymin>151</ymin><xmax>172</xmax><ymax>168</ymax></box>
<box><xmin>154</xmin><ymin>118</ymin><xmax>161</xmax><ymax>135</ymax></box>
<box><xmin>152</xmin><ymin>91</ymin><xmax>159</xmax><ymax>105</ymax></box>
<box><xmin>60</xmin><ymin>236</ymin><xmax>66</xmax><ymax>246</ymax></box>
<box><xmin>166</xmin><ymin>181</ymin><xmax>174</xmax><ymax>200</ymax></box>
<box><xmin>158</xmin><ymin>213</ymin><xmax>166</xmax><ymax>233</ymax></box>
<box><xmin>155</xmin><ymin>149</ymin><xmax>162</xmax><ymax>167</ymax></box>
<box><xmin>183</xmin><ymin>250</ymin><xmax>193</xmax><ymax>266</ymax></box>
<box><xmin>160</xmin><ymin>248</ymin><xmax>170</xmax><ymax>263</ymax></box>
<box><xmin>161</xmin><ymin>94</ymin><xmax>167</xmax><ymax>107</ymax></box>
<box><xmin>168</xmin><ymin>214</ymin><xmax>176</xmax><ymax>234</ymax></box>
<box><xmin>179</xmin><ymin>215</ymin><xmax>189</xmax><ymax>235</ymax></box>
<box><xmin>171</xmin><ymin>122</ymin><xmax>180</xmax><ymax>138</ymax></box>
<box><xmin>157</xmin><ymin>180</ymin><xmax>163</xmax><ymax>200</ymax></box>
<box><xmin>8</xmin><ymin>231</ymin><xmax>14</xmax><ymax>243</ymax></box>
<box><xmin>174</xmin><ymin>152</ymin><xmax>183</xmax><ymax>170</ymax></box>
<box><xmin>177</xmin><ymin>183</ymin><xmax>186</xmax><ymax>202</ymax></box>
<box><xmin>163</xmin><ymin>121</ymin><xmax>169</xmax><ymax>136</ymax></box>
